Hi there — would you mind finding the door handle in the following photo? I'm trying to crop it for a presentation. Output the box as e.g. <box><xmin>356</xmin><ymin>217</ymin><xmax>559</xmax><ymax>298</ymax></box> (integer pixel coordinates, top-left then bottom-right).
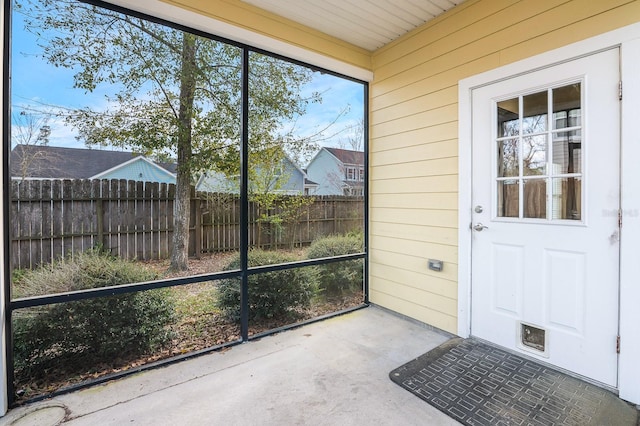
<box><xmin>473</xmin><ymin>223</ymin><xmax>489</xmax><ymax>231</ymax></box>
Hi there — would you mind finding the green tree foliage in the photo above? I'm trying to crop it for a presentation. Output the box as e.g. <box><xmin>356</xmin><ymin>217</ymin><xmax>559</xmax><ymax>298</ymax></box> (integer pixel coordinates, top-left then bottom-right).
<box><xmin>247</xmin><ymin>145</ymin><xmax>315</xmax><ymax>248</ymax></box>
<box><xmin>19</xmin><ymin>0</ymin><xmax>320</xmax><ymax>270</ymax></box>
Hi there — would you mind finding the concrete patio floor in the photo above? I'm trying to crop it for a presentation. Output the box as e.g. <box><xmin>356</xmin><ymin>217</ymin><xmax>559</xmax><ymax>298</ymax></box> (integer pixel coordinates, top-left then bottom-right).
<box><xmin>2</xmin><ymin>306</ymin><xmax>459</xmax><ymax>426</ymax></box>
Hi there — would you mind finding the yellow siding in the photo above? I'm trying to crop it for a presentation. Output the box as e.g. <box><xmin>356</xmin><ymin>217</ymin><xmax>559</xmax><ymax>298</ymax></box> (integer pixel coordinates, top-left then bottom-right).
<box><xmin>372</xmin><ymin>222</ymin><xmax>457</xmax><ymax>248</ymax></box>
<box><xmin>371</xmin><ymin>140</ymin><xmax>457</xmax><ymax>166</ymax></box>
<box><xmin>370</xmin><ymin>235</ymin><xmax>458</xmax><ymax>264</ymax></box>
<box><xmin>370</xmin><ymin>86</ymin><xmax>457</xmax><ymax>125</ymax></box>
<box><xmin>370</xmin><ymin>289</ymin><xmax>457</xmax><ymax>332</ymax></box>
<box><xmin>370</xmin><ymin>208</ymin><xmax>458</xmax><ymax>229</ymax></box>
<box><xmin>369</xmin><ymin>0</ymin><xmax>640</xmax><ymax>333</ymax></box>
<box><xmin>162</xmin><ymin>0</ymin><xmax>371</xmax><ymax>70</ymax></box>
<box><xmin>373</xmin><ymin>157</ymin><xmax>458</xmax><ymax>180</ymax></box>
<box><xmin>372</xmin><ymin>274</ymin><xmax>457</xmax><ymax>313</ymax></box>
<box><xmin>372</xmin><ymin>122</ymin><xmax>458</xmax><ymax>153</ymax></box>
<box><xmin>370</xmin><ymin>250</ymin><xmax>458</xmax><ymax>284</ymax></box>
<box><xmin>370</xmin><ymin>175</ymin><xmax>458</xmax><ymax>195</ymax></box>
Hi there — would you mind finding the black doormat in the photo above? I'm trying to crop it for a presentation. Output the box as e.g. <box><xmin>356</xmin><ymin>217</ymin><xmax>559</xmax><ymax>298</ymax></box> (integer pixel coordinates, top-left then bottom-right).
<box><xmin>390</xmin><ymin>338</ymin><xmax>638</xmax><ymax>426</ymax></box>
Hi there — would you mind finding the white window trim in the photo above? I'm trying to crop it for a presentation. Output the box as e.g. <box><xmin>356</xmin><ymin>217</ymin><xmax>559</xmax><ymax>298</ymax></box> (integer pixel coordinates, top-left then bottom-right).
<box><xmin>458</xmin><ymin>22</ymin><xmax>640</xmax><ymax>405</ymax></box>
<box><xmin>345</xmin><ymin>166</ymin><xmax>357</xmax><ymax>181</ymax></box>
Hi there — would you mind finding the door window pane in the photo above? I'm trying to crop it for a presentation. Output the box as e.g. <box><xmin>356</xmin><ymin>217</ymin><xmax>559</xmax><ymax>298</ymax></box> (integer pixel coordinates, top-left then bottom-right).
<box><xmin>552</xmin><ymin>177</ymin><xmax>581</xmax><ymax>220</ymax></box>
<box><xmin>553</xmin><ymin>130</ymin><xmax>582</xmax><ymax>174</ymax></box>
<box><xmin>553</xmin><ymin>83</ymin><xmax>581</xmax><ymax>129</ymax></box>
<box><xmin>497</xmin><ymin>139</ymin><xmax>519</xmax><ymax>177</ymax></box>
<box><xmin>497</xmin><ymin>180</ymin><xmax>519</xmax><ymax>218</ymax></box>
<box><xmin>524</xmin><ymin>179</ymin><xmax>546</xmax><ymax>219</ymax></box>
<box><xmin>497</xmin><ymin>98</ymin><xmax>519</xmax><ymax>137</ymax></box>
<box><xmin>523</xmin><ymin>91</ymin><xmax>547</xmax><ymax>133</ymax></box>
<box><xmin>523</xmin><ymin>135</ymin><xmax>547</xmax><ymax>176</ymax></box>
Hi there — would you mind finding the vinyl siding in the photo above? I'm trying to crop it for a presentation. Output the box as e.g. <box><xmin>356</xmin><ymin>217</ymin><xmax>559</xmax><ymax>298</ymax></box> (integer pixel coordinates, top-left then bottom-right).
<box><xmin>369</xmin><ymin>0</ymin><xmax>640</xmax><ymax>333</ymax></box>
<box><xmin>97</xmin><ymin>159</ymin><xmax>176</xmax><ymax>184</ymax></box>
<box><xmin>306</xmin><ymin>149</ymin><xmax>344</xmax><ymax>195</ymax></box>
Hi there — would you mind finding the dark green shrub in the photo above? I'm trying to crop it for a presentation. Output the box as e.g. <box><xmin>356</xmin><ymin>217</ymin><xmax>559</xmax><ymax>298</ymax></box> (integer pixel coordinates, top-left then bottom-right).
<box><xmin>12</xmin><ymin>249</ymin><xmax>175</xmax><ymax>379</ymax></box>
<box><xmin>307</xmin><ymin>234</ymin><xmax>364</xmax><ymax>296</ymax></box>
<box><xmin>217</xmin><ymin>250</ymin><xmax>318</xmax><ymax>321</ymax></box>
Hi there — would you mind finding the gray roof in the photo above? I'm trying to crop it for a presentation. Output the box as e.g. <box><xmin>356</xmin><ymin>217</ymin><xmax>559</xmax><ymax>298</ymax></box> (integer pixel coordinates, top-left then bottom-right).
<box><xmin>10</xmin><ymin>145</ymin><xmax>176</xmax><ymax>179</ymax></box>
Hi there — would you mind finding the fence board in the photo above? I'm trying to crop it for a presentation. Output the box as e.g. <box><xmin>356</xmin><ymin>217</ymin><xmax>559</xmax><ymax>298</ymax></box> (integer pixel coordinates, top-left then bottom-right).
<box><xmin>40</xmin><ymin>180</ymin><xmax>52</xmax><ymax>268</ymax></box>
<box><xmin>10</xmin><ymin>179</ymin><xmax>364</xmax><ymax>269</ymax></box>
<box><xmin>141</xmin><ymin>182</ymin><xmax>152</xmax><ymax>260</ymax></box>
<box><xmin>62</xmin><ymin>180</ymin><xmax>74</xmax><ymax>259</ymax></box>
<box><xmin>158</xmin><ymin>183</ymin><xmax>168</xmax><ymax>258</ymax></box>
<box><xmin>51</xmin><ymin>180</ymin><xmax>63</xmax><ymax>264</ymax></box>
<box><xmin>29</xmin><ymin>180</ymin><xmax>43</xmax><ymax>267</ymax></box>
<box><xmin>107</xmin><ymin>180</ymin><xmax>119</xmax><ymax>257</ymax></box>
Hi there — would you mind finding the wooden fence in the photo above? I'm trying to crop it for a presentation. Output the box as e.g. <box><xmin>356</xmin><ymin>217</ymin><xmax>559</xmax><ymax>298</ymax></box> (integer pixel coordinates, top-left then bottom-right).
<box><xmin>10</xmin><ymin>179</ymin><xmax>364</xmax><ymax>270</ymax></box>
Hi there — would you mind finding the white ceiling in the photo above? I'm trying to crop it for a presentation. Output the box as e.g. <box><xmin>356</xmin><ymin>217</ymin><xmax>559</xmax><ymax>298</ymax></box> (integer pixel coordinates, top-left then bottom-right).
<box><xmin>242</xmin><ymin>0</ymin><xmax>465</xmax><ymax>51</ymax></box>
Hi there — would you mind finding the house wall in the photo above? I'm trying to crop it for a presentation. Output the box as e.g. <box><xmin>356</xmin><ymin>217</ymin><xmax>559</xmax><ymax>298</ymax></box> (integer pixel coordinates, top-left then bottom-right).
<box><xmin>368</xmin><ymin>0</ymin><xmax>640</xmax><ymax>334</ymax></box>
<box><xmin>306</xmin><ymin>149</ymin><xmax>343</xmax><ymax>196</ymax></box>
<box><xmin>196</xmin><ymin>171</ymin><xmax>238</xmax><ymax>193</ymax></box>
<box><xmin>278</xmin><ymin>160</ymin><xmax>305</xmax><ymax>194</ymax></box>
<box><xmin>197</xmin><ymin>159</ymin><xmax>305</xmax><ymax>194</ymax></box>
<box><xmin>97</xmin><ymin>159</ymin><xmax>176</xmax><ymax>184</ymax></box>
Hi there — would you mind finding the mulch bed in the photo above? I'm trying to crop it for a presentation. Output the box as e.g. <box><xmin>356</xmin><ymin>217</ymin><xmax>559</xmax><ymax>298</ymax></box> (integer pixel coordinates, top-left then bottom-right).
<box><xmin>14</xmin><ymin>252</ymin><xmax>363</xmax><ymax>402</ymax></box>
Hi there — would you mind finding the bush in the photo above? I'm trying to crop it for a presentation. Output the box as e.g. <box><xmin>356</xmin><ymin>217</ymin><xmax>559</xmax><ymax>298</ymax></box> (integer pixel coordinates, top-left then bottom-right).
<box><xmin>13</xmin><ymin>249</ymin><xmax>175</xmax><ymax>379</ymax></box>
<box><xmin>307</xmin><ymin>234</ymin><xmax>364</xmax><ymax>296</ymax></box>
<box><xmin>217</xmin><ymin>250</ymin><xmax>318</xmax><ymax>321</ymax></box>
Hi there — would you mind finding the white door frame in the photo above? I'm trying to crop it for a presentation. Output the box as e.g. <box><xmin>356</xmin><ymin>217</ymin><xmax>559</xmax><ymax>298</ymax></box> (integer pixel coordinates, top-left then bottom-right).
<box><xmin>458</xmin><ymin>22</ymin><xmax>640</xmax><ymax>405</ymax></box>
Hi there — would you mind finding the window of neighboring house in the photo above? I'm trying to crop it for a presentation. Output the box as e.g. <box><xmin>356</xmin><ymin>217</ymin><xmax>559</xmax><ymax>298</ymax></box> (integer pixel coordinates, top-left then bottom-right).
<box><xmin>358</xmin><ymin>167</ymin><xmax>365</xmax><ymax>181</ymax></box>
<box><xmin>345</xmin><ymin>166</ymin><xmax>356</xmax><ymax>181</ymax></box>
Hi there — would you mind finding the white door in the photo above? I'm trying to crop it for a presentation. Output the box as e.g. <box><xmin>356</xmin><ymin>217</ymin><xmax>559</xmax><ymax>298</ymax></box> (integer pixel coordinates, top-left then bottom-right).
<box><xmin>470</xmin><ymin>49</ymin><xmax>620</xmax><ymax>387</ymax></box>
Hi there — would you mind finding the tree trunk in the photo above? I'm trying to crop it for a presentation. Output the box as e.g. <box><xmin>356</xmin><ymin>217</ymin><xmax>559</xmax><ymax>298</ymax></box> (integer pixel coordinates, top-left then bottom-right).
<box><xmin>170</xmin><ymin>33</ymin><xmax>197</xmax><ymax>271</ymax></box>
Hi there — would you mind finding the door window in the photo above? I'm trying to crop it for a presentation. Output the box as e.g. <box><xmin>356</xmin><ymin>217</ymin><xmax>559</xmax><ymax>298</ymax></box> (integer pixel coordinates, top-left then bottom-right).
<box><xmin>496</xmin><ymin>83</ymin><xmax>582</xmax><ymax>221</ymax></box>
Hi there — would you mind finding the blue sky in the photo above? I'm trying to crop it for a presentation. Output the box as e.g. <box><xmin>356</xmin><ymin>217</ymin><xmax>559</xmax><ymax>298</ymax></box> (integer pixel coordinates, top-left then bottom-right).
<box><xmin>10</xmin><ymin>3</ymin><xmax>365</xmax><ymax>158</ymax></box>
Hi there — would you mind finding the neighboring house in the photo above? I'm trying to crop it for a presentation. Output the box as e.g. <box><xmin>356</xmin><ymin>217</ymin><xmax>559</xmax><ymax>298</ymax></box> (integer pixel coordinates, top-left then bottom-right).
<box><xmin>305</xmin><ymin>147</ymin><xmax>364</xmax><ymax>196</ymax></box>
<box><xmin>10</xmin><ymin>145</ymin><xmax>177</xmax><ymax>184</ymax></box>
<box><xmin>303</xmin><ymin>177</ymin><xmax>318</xmax><ymax>196</ymax></box>
<box><xmin>196</xmin><ymin>154</ymin><xmax>311</xmax><ymax>195</ymax></box>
